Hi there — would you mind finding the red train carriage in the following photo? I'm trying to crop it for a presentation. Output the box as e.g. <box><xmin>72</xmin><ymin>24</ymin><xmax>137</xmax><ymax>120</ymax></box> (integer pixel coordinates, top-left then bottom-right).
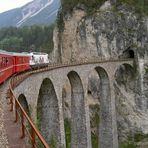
<box><xmin>0</xmin><ymin>50</ymin><xmax>49</xmax><ymax>84</ymax></box>
<box><xmin>0</xmin><ymin>51</ymin><xmax>14</xmax><ymax>84</ymax></box>
<box><xmin>13</xmin><ymin>53</ymin><xmax>30</xmax><ymax>73</ymax></box>
<box><xmin>0</xmin><ymin>50</ymin><xmax>31</xmax><ymax>84</ymax></box>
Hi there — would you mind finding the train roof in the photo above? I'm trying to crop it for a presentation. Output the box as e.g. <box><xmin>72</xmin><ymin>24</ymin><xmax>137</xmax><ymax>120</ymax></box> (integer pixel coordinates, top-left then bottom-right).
<box><xmin>0</xmin><ymin>49</ymin><xmax>13</xmax><ymax>55</ymax></box>
<box><xmin>0</xmin><ymin>49</ymin><xmax>29</xmax><ymax>56</ymax></box>
<box><xmin>0</xmin><ymin>50</ymin><xmax>48</xmax><ymax>56</ymax></box>
<box><xmin>29</xmin><ymin>52</ymin><xmax>48</xmax><ymax>55</ymax></box>
<box><xmin>0</xmin><ymin>49</ymin><xmax>8</xmax><ymax>53</ymax></box>
<box><xmin>12</xmin><ymin>52</ymin><xmax>29</xmax><ymax>56</ymax></box>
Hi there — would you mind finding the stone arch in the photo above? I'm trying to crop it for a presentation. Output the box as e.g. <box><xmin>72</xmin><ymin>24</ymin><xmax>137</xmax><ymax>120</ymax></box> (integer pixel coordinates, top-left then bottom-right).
<box><xmin>37</xmin><ymin>78</ymin><xmax>59</xmax><ymax>146</ymax></box>
<box><xmin>94</xmin><ymin>66</ymin><xmax>115</xmax><ymax>148</ymax></box>
<box><xmin>67</xmin><ymin>71</ymin><xmax>87</xmax><ymax>147</ymax></box>
<box><xmin>18</xmin><ymin>94</ymin><xmax>30</xmax><ymax>115</ymax></box>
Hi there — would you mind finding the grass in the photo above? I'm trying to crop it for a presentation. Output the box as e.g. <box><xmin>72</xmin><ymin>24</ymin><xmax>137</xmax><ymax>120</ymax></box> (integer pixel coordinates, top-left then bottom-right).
<box><xmin>119</xmin><ymin>142</ymin><xmax>136</xmax><ymax>148</ymax></box>
<box><xmin>145</xmin><ymin>68</ymin><xmax>148</xmax><ymax>74</ymax></box>
<box><xmin>50</xmin><ymin>135</ymin><xmax>57</xmax><ymax>148</ymax></box>
<box><xmin>89</xmin><ymin>104</ymin><xmax>100</xmax><ymax>147</ymax></box>
<box><xmin>37</xmin><ymin>107</ymin><xmax>41</xmax><ymax>130</ymax></box>
<box><xmin>119</xmin><ymin>133</ymin><xmax>148</xmax><ymax>148</ymax></box>
<box><xmin>134</xmin><ymin>133</ymin><xmax>148</xmax><ymax>142</ymax></box>
<box><xmin>117</xmin><ymin>0</ymin><xmax>148</xmax><ymax>15</ymax></box>
<box><xmin>64</xmin><ymin>118</ymin><xmax>71</xmax><ymax>148</ymax></box>
<box><xmin>91</xmin><ymin>132</ymin><xmax>99</xmax><ymax>148</ymax></box>
<box><xmin>89</xmin><ymin>104</ymin><xmax>100</xmax><ymax>128</ymax></box>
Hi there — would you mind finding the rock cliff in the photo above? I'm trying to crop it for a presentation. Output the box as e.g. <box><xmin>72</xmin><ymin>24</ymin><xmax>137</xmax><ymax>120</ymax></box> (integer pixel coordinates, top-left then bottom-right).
<box><xmin>53</xmin><ymin>1</ymin><xmax>148</xmax><ymax>63</ymax></box>
<box><xmin>52</xmin><ymin>0</ymin><xmax>148</xmax><ymax>146</ymax></box>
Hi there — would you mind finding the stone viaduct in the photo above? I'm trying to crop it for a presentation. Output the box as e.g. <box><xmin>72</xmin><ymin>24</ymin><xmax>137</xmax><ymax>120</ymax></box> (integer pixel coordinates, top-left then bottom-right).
<box><xmin>13</xmin><ymin>59</ymin><xmax>133</xmax><ymax>148</ymax></box>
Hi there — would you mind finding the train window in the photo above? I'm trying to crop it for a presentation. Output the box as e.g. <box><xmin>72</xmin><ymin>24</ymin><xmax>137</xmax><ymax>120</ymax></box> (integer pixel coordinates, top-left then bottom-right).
<box><xmin>4</xmin><ymin>57</ymin><xmax>6</xmax><ymax>65</ymax></box>
<box><xmin>1</xmin><ymin>57</ymin><xmax>3</xmax><ymax>66</ymax></box>
<box><xmin>0</xmin><ymin>57</ymin><xmax>2</xmax><ymax>67</ymax></box>
<box><xmin>5</xmin><ymin>57</ymin><xmax>8</xmax><ymax>64</ymax></box>
<box><xmin>19</xmin><ymin>58</ymin><xmax>20</xmax><ymax>63</ymax></box>
<box><xmin>32</xmin><ymin>56</ymin><xmax>34</xmax><ymax>61</ymax></box>
<box><xmin>0</xmin><ymin>57</ymin><xmax>1</xmax><ymax>62</ymax></box>
<box><xmin>7</xmin><ymin>58</ymin><xmax>10</xmax><ymax>65</ymax></box>
<box><xmin>1</xmin><ymin>57</ymin><xmax>4</xmax><ymax>67</ymax></box>
<box><xmin>2</xmin><ymin>57</ymin><xmax>5</xmax><ymax>65</ymax></box>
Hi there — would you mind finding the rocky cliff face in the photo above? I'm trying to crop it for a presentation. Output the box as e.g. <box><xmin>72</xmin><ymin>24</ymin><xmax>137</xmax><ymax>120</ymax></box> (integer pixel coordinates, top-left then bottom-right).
<box><xmin>52</xmin><ymin>0</ymin><xmax>148</xmax><ymax>146</ymax></box>
<box><xmin>53</xmin><ymin>1</ymin><xmax>148</xmax><ymax>63</ymax></box>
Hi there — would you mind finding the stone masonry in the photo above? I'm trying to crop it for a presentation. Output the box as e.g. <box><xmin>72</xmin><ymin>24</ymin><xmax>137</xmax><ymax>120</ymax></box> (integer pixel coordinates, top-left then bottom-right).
<box><xmin>14</xmin><ymin>60</ymin><xmax>133</xmax><ymax>148</ymax></box>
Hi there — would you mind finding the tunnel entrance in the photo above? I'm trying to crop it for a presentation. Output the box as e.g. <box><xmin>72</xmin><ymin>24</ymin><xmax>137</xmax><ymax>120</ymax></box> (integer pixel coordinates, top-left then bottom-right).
<box><xmin>128</xmin><ymin>50</ymin><xmax>134</xmax><ymax>58</ymax></box>
<box><xmin>120</xmin><ymin>49</ymin><xmax>135</xmax><ymax>59</ymax></box>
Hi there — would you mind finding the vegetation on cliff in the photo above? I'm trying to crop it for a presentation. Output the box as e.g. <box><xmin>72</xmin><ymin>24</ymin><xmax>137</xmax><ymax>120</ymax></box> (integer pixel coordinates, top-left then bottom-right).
<box><xmin>61</xmin><ymin>0</ymin><xmax>148</xmax><ymax>15</ymax></box>
<box><xmin>61</xmin><ymin>0</ymin><xmax>106</xmax><ymax>15</ymax></box>
<box><xmin>57</xmin><ymin>0</ymin><xmax>148</xmax><ymax>33</ymax></box>
<box><xmin>57</xmin><ymin>0</ymin><xmax>106</xmax><ymax>31</ymax></box>
<box><xmin>117</xmin><ymin>0</ymin><xmax>148</xmax><ymax>15</ymax></box>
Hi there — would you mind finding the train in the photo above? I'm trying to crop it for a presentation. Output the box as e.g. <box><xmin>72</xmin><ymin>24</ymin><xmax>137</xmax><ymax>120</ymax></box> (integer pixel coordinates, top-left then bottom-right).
<box><xmin>0</xmin><ymin>50</ymin><xmax>49</xmax><ymax>84</ymax></box>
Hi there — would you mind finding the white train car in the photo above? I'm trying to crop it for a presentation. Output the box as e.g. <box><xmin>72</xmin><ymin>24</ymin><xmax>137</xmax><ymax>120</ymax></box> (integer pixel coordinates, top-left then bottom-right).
<box><xmin>28</xmin><ymin>52</ymin><xmax>49</xmax><ymax>67</ymax></box>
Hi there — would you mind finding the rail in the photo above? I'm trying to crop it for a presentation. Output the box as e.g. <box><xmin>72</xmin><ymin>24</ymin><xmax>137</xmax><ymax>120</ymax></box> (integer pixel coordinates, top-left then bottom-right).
<box><xmin>6</xmin><ymin>58</ymin><xmax>134</xmax><ymax>148</ymax></box>
<box><xmin>25</xmin><ymin>58</ymin><xmax>134</xmax><ymax>77</ymax></box>
<box><xmin>7</xmin><ymin>72</ymin><xmax>49</xmax><ymax>148</ymax></box>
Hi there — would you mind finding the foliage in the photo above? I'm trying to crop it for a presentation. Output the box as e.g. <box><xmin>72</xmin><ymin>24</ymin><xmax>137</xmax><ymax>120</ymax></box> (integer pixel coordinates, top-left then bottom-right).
<box><xmin>89</xmin><ymin>104</ymin><xmax>100</xmax><ymax>128</ymax></box>
<box><xmin>50</xmin><ymin>135</ymin><xmax>57</xmax><ymax>148</ymax></box>
<box><xmin>0</xmin><ymin>37</ymin><xmax>23</xmax><ymax>52</ymax></box>
<box><xmin>57</xmin><ymin>0</ymin><xmax>148</xmax><ymax>31</ymax></box>
<box><xmin>119</xmin><ymin>142</ymin><xmax>136</xmax><ymax>148</ymax></box>
<box><xmin>37</xmin><ymin>102</ymin><xmax>41</xmax><ymax>131</ymax></box>
<box><xmin>64</xmin><ymin>118</ymin><xmax>71</xmax><ymax>148</ymax></box>
<box><xmin>61</xmin><ymin>0</ymin><xmax>148</xmax><ymax>16</ymax></box>
<box><xmin>57</xmin><ymin>0</ymin><xmax>104</xmax><ymax>29</ymax></box>
<box><xmin>0</xmin><ymin>25</ymin><xmax>55</xmax><ymax>53</ymax></box>
<box><xmin>91</xmin><ymin>132</ymin><xmax>99</xmax><ymax>148</ymax></box>
<box><xmin>57</xmin><ymin>9</ymin><xmax>65</xmax><ymax>32</ymax></box>
<box><xmin>119</xmin><ymin>133</ymin><xmax>136</xmax><ymax>148</ymax></box>
<box><xmin>117</xmin><ymin>0</ymin><xmax>148</xmax><ymax>15</ymax></box>
<box><xmin>134</xmin><ymin>133</ymin><xmax>148</xmax><ymax>142</ymax></box>
<box><xmin>145</xmin><ymin>68</ymin><xmax>148</xmax><ymax>74</ymax></box>
<box><xmin>119</xmin><ymin>133</ymin><xmax>148</xmax><ymax>148</ymax></box>
<box><xmin>61</xmin><ymin>0</ymin><xmax>106</xmax><ymax>15</ymax></box>
<box><xmin>89</xmin><ymin>104</ymin><xmax>100</xmax><ymax>147</ymax></box>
